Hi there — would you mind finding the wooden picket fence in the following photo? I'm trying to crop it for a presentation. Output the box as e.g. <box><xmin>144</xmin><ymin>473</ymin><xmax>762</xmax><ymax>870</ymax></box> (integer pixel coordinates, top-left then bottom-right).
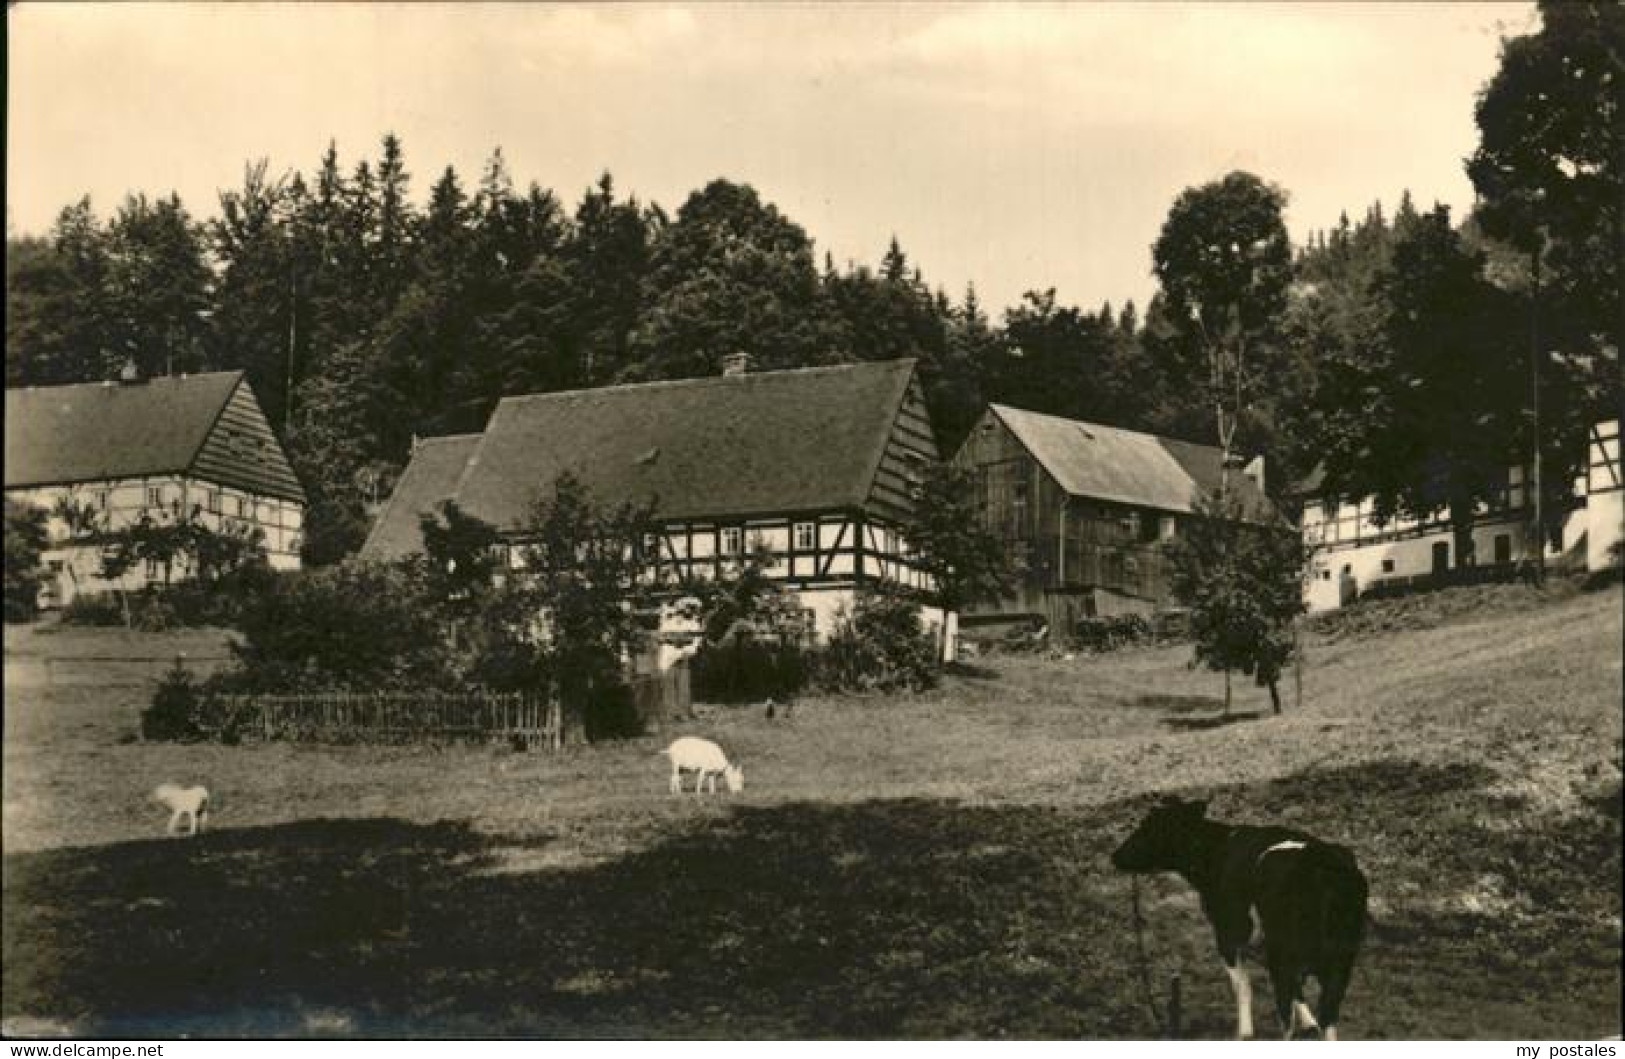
<box><xmin>218</xmin><ymin>690</ymin><xmax>563</xmax><ymax>749</ymax></box>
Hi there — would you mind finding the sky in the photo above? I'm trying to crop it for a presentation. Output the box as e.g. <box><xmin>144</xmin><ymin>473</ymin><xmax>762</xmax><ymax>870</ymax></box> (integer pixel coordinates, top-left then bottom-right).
<box><xmin>7</xmin><ymin>1</ymin><xmax>1538</xmax><ymax>316</ymax></box>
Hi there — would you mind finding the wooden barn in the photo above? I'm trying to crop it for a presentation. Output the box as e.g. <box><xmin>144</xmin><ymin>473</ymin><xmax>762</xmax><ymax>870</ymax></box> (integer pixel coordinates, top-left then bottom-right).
<box><xmin>5</xmin><ymin>370</ymin><xmax>306</xmax><ymax>607</ymax></box>
<box><xmin>952</xmin><ymin>403</ymin><xmax>1268</xmax><ymax>634</ymax></box>
<box><xmin>360</xmin><ymin>358</ymin><xmax>945</xmax><ymax>645</ymax></box>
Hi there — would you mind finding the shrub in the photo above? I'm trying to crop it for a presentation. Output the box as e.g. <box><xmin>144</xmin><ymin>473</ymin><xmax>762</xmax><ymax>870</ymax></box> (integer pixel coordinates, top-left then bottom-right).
<box><xmin>584</xmin><ymin>676</ymin><xmax>641</xmax><ymax>742</ymax></box>
<box><xmin>162</xmin><ymin>561</ymin><xmax>279</xmax><ymax>627</ymax></box>
<box><xmin>693</xmin><ymin>635</ymin><xmax>809</xmax><ymax>704</ymax></box>
<box><xmin>1072</xmin><ymin>613</ymin><xmax>1154</xmax><ymax>652</ymax></box>
<box><xmin>816</xmin><ymin>587</ymin><xmax>939</xmax><ymax>694</ymax></box>
<box><xmin>142</xmin><ymin>659</ymin><xmax>204</xmax><ymax>741</ymax></box>
<box><xmin>132</xmin><ymin>596</ymin><xmax>178</xmax><ymax>632</ymax></box>
<box><xmin>60</xmin><ymin>593</ymin><xmax>127</xmax><ymax>626</ymax></box>
<box><xmin>3</xmin><ymin>500</ymin><xmax>49</xmax><ymax>623</ymax></box>
<box><xmin>217</xmin><ymin>559</ymin><xmax>451</xmax><ymax>694</ymax></box>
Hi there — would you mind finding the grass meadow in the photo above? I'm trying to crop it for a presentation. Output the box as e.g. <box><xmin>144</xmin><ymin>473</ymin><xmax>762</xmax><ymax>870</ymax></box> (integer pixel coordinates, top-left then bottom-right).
<box><xmin>3</xmin><ymin>583</ymin><xmax>1620</xmax><ymax>1038</ymax></box>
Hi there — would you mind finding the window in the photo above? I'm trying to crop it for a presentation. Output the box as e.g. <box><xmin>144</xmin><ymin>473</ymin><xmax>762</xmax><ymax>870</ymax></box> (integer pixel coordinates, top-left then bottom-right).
<box><xmin>1494</xmin><ymin>534</ymin><xmax>1512</xmax><ymax>564</ymax></box>
<box><xmin>1159</xmin><ymin>516</ymin><xmax>1177</xmax><ymax>541</ymax></box>
<box><xmin>794</xmin><ymin>522</ymin><xmax>816</xmax><ymax>551</ymax></box>
<box><xmin>720</xmin><ymin>527</ymin><xmax>742</xmax><ymax>556</ymax></box>
<box><xmin>643</xmin><ymin>533</ymin><xmax>661</xmax><ymax>559</ymax></box>
<box><xmin>234</xmin><ymin>496</ymin><xmax>247</xmax><ymax>518</ymax></box>
<box><xmin>96</xmin><ymin>490</ymin><xmax>110</xmax><ymax>511</ymax></box>
<box><xmin>145</xmin><ymin>559</ymin><xmax>162</xmax><ymax>581</ymax></box>
<box><xmin>1381</xmin><ymin>559</ymin><xmax>1395</xmax><ymax>573</ymax></box>
<box><xmin>146</xmin><ymin>486</ymin><xmax>163</xmax><ymax>508</ymax></box>
<box><xmin>207</xmin><ymin>491</ymin><xmax>221</xmax><ymax>514</ymax></box>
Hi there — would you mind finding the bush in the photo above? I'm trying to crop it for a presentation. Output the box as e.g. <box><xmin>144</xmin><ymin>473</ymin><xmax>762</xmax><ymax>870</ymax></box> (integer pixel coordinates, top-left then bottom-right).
<box><xmin>584</xmin><ymin>676</ymin><xmax>641</xmax><ymax>742</ymax></box>
<box><xmin>1072</xmin><ymin>613</ymin><xmax>1154</xmax><ymax>652</ymax></box>
<box><xmin>816</xmin><ymin>587</ymin><xmax>939</xmax><ymax>694</ymax></box>
<box><xmin>132</xmin><ymin>596</ymin><xmax>178</xmax><ymax>632</ymax></box>
<box><xmin>4</xmin><ymin>500</ymin><xmax>50</xmax><ymax>622</ymax></box>
<box><xmin>163</xmin><ymin>561</ymin><xmax>279</xmax><ymax>627</ymax></box>
<box><xmin>60</xmin><ymin>593</ymin><xmax>127</xmax><ymax>626</ymax></box>
<box><xmin>693</xmin><ymin>635</ymin><xmax>809</xmax><ymax>704</ymax></box>
<box><xmin>142</xmin><ymin>660</ymin><xmax>204</xmax><ymax>741</ymax></box>
<box><xmin>217</xmin><ymin>559</ymin><xmax>451</xmax><ymax>694</ymax></box>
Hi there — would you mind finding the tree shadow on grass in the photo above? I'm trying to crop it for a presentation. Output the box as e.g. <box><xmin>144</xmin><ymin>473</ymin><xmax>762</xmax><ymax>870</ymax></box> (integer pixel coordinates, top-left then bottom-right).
<box><xmin>944</xmin><ymin>661</ymin><xmax>1001</xmax><ymax>681</ymax></box>
<box><xmin>1130</xmin><ymin>694</ymin><xmax>1223</xmax><ymax>714</ymax></box>
<box><xmin>1161</xmin><ymin>711</ymin><xmax>1267</xmax><ymax>732</ymax></box>
<box><xmin>2</xmin><ymin>759</ymin><xmax>1617</xmax><ymax>1040</ymax></box>
<box><xmin>1126</xmin><ymin>693</ymin><xmax>1267</xmax><ymax>731</ymax></box>
<box><xmin>1</xmin><ymin>808</ymin><xmax>1152</xmax><ymax>1039</ymax></box>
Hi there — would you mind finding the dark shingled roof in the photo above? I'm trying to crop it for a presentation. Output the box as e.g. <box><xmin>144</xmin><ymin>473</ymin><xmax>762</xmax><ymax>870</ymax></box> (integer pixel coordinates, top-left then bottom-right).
<box><xmin>358</xmin><ymin>434</ymin><xmax>483</xmax><ymax>561</ymax></box>
<box><xmin>989</xmin><ymin>404</ymin><xmax>1272</xmax><ymax>517</ymax></box>
<box><xmin>459</xmin><ymin>359</ymin><xmax>918</xmax><ymax>531</ymax></box>
<box><xmin>7</xmin><ymin>372</ymin><xmax>249</xmax><ymax>489</ymax></box>
<box><xmin>362</xmin><ymin>360</ymin><xmax>922</xmax><ymax>558</ymax></box>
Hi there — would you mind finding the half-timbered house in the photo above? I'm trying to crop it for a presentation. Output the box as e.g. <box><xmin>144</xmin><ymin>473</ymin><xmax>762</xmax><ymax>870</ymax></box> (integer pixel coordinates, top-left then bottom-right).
<box><xmin>951</xmin><ymin>403</ymin><xmax>1269</xmax><ymax>633</ymax></box>
<box><xmin>360</xmin><ymin>359</ymin><xmax>944</xmax><ymax>644</ymax></box>
<box><xmin>5</xmin><ymin>371</ymin><xmax>307</xmax><ymax>607</ymax></box>
<box><xmin>1294</xmin><ymin>418</ymin><xmax>1622</xmax><ymax>612</ymax></box>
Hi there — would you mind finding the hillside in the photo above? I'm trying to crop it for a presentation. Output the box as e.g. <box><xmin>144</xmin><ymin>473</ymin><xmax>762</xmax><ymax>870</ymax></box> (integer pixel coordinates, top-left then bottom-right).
<box><xmin>3</xmin><ymin>584</ymin><xmax>1620</xmax><ymax>1038</ymax></box>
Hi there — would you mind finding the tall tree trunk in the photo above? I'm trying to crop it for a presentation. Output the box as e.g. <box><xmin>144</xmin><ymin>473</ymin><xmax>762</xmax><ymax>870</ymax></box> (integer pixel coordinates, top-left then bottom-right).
<box><xmin>1223</xmin><ymin>669</ymin><xmax>1232</xmax><ymax>716</ymax></box>
<box><xmin>1267</xmin><ymin>678</ymin><xmax>1282</xmax><ymax>716</ymax></box>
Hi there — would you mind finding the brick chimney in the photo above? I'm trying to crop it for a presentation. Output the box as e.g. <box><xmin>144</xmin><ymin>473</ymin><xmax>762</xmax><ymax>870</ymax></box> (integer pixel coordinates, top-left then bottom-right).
<box><xmin>721</xmin><ymin>352</ymin><xmax>751</xmax><ymax>377</ymax></box>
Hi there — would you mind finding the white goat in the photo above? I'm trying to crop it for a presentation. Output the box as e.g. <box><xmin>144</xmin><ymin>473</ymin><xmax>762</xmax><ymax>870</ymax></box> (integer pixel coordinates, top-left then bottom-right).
<box><xmin>151</xmin><ymin>783</ymin><xmax>210</xmax><ymax>837</ymax></box>
<box><xmin>661</xmin><ymin>736</ymin><xmax>743</xmax><ymax>796</ymax></box>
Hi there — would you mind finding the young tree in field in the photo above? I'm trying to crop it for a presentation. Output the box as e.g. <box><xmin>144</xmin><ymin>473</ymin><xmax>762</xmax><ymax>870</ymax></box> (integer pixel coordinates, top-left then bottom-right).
<box><xmin>909</xmin><ymin>462</ymin><xmax>1018</xmax><ymax>662</ymax></box>
<box><xmin>1152</xmin><ymin>173</ymin><xmax>1303</xmax><ymax>709</ymax></box>
<box><xmin>1166</xmin><ymin>490</ymin><xmax>1307</xmax><ymax>716</ymax></box>
<box><xmin>3</xmin><ymin>500</ymin><xmax>50</xmax><ymax>623</ymax></box>
<box><xmin>1151</xmin><ymin>172</ymin><xmax>1294</xmax><ymax>490</ymax></box>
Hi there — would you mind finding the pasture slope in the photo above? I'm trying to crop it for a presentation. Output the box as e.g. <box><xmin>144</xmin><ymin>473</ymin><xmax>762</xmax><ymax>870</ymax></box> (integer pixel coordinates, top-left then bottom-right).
<box><xmin>3</xmin><ymin>583</ymin><xmax>1620</xmax><ymax>1039</ymax></box>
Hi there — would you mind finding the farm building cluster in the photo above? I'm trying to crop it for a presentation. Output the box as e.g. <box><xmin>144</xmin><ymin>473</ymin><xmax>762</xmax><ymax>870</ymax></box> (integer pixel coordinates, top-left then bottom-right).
<box><xmin>6</xmin><ymin>357</ymin><xmax>1622</xmax><ymax>638</ymax></box>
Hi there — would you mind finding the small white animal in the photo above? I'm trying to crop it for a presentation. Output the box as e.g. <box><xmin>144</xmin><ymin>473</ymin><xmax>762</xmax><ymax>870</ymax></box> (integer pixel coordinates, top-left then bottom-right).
<box><xmin>151</xmin><ymin>783</ymin><xmax>210</xmax><ymax>837</ymax></box>
<box><xmin>661</xmin><ymin>736</ymin><xmax>743</xmax><ymax>796</ymax></box>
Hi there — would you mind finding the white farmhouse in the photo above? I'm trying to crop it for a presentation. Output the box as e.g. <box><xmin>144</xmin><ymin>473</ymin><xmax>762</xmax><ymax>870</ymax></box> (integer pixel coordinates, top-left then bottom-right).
<box><xmin>1295</xmin><ymin>419</ymin><xmax>1621</xmax><ymax>612</ymax></box>
<box><xmin>5</xmin><ymin>371</ymin><xmax>307</xmax><ymax>606</ymax></box>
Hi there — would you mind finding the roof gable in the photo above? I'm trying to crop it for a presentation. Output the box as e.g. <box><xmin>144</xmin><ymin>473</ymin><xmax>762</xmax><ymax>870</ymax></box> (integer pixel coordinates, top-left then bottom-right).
<box><xmin>985</xmin><ymin>404</ymin><xmax>1270</xmax><ymax>515</ymax></box>
<box><xmin>188</xmin><ymin>380</ymin><xmax>306</xmax><ymax>503</ymax></box>
<box><xmin>452</xmin><ymin>360</ymin><xmax>923</xmax><ymax>533</ymax></box>
<box><xmin>5</xmin><ymin>373</ymin><xmax>246</xmax><ymax>490</ymax></box>
<box><xmin>358</xmin><ymin>434</ymin><xmax>483</xmax><ymax>561</ymax></box>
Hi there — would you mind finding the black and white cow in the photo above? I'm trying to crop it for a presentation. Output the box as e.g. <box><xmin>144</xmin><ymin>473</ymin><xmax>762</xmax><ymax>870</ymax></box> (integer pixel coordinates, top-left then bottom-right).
<box><xmin>1111</xmin><ymin>796</ymin><xmax>1368</xmax><ymax>1040</ymax></box>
